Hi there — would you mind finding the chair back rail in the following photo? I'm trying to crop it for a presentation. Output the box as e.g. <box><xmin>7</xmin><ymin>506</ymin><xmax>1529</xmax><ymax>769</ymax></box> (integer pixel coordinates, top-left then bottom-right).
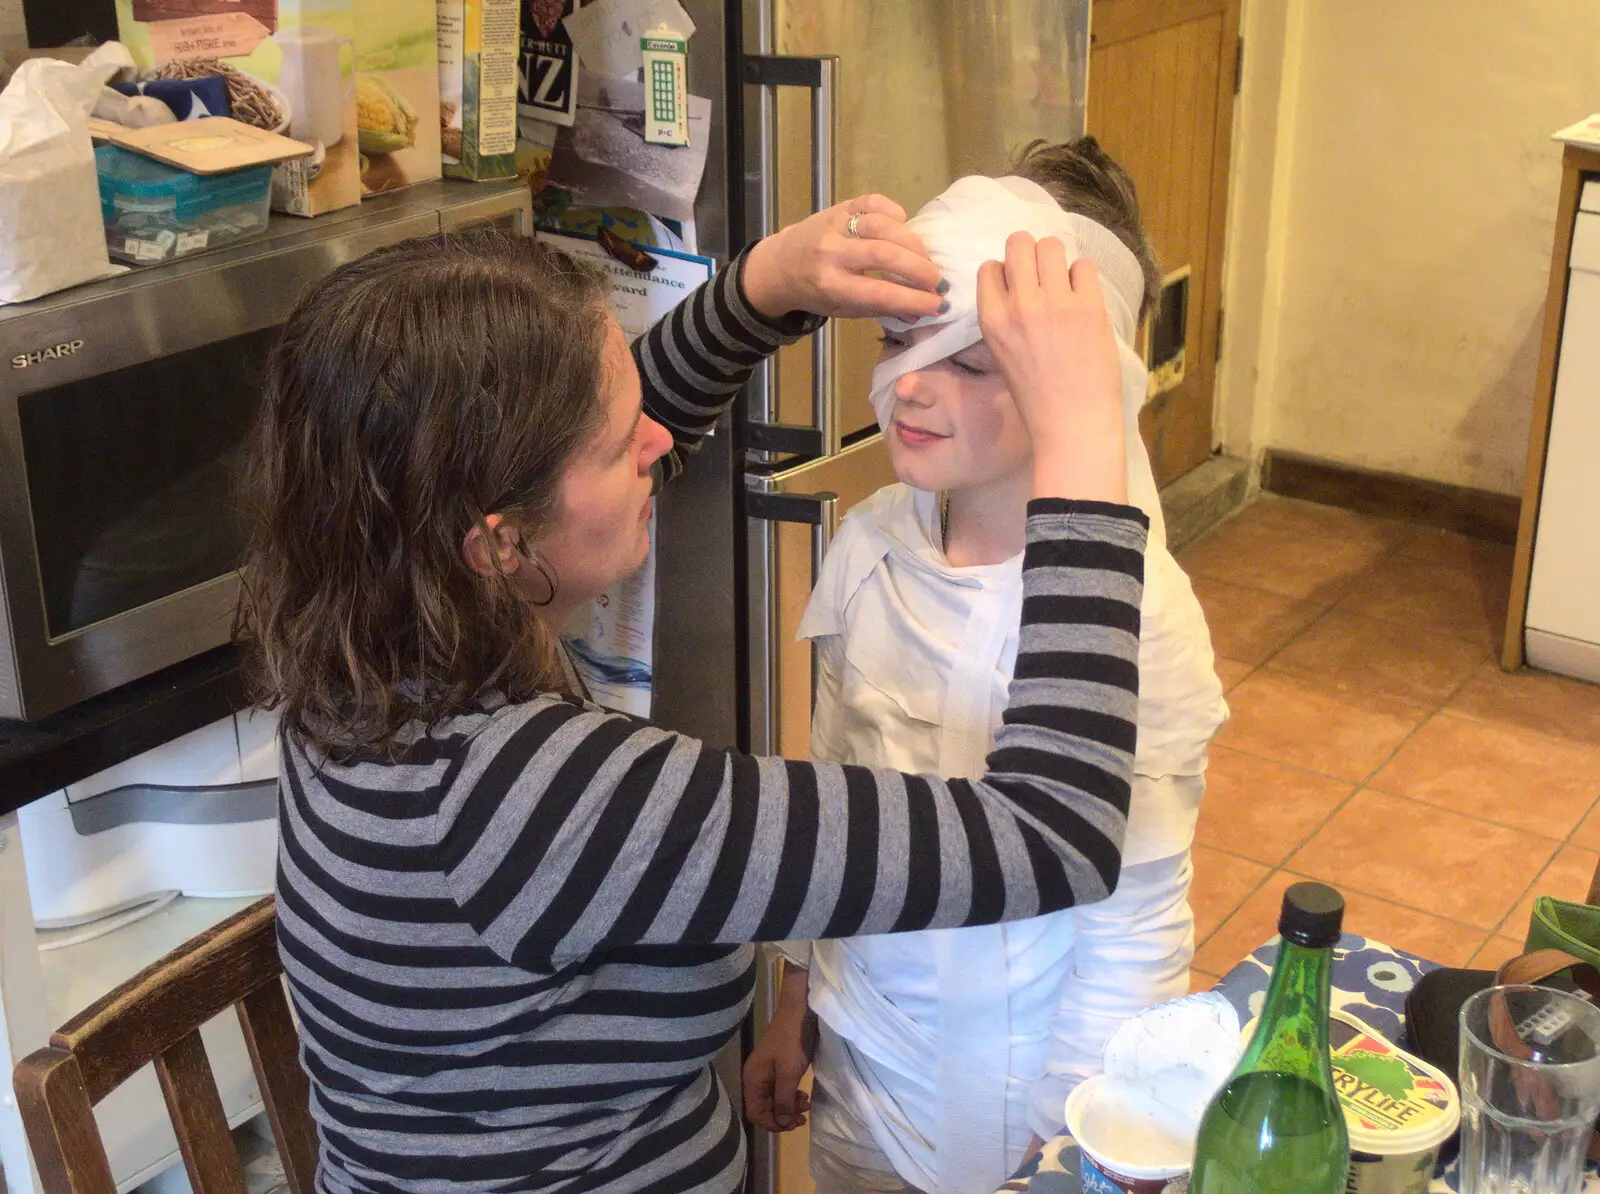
<box><xmin>12</xmin><ymin>897</ymin><xmax>318</xmax><ymax>1194</ymax></box>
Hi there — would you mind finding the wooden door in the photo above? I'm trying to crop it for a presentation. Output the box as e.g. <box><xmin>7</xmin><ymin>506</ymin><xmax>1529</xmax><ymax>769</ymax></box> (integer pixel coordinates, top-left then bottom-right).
<box><xmin>1090</xmin><ymin>0</ymin><xmax>1241</xmax><ymax>486</ymax></box>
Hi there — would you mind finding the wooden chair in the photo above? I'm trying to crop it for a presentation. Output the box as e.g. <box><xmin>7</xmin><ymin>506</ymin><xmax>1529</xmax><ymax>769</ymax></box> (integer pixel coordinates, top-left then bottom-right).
<box><xmin>13</xmin><ymin>896</ymin><xmax>318</xmax><ymax>1194</ymax></box>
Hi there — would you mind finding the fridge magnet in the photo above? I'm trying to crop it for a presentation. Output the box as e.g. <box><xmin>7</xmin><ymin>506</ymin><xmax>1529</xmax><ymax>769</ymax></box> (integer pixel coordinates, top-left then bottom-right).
<box><xmin>640</xmin><ymin>27</ymin><xmax>687</xmax><ymax>147</ymax></box>
<box><xmin>518</xmin><ymin>0</ymin><xmax>586</xmax><ymax>127</ymax></box>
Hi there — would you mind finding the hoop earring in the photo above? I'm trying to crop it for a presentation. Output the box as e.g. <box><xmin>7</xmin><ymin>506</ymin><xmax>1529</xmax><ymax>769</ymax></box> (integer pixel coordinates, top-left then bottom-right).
<box><xmin>528</xmin><ymin>553</ymin><xmax>558</xmax><ymax>607</ymax></box>
<box><xmin>514</xmin><ymin>532</ymin><xmax>559</xmax><ymax>607</ymax></box>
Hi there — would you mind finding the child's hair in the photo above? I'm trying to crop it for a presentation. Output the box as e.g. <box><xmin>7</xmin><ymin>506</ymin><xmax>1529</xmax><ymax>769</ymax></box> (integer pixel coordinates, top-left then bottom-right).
<box><xmin>236</xmin><ymin>233</ymin><xmax>610</xmax><ymax>758</ymax></box>
<box><xmin>1010</xmin><ymin>136</ymin><xmax>1162</xmax><ymax>322</ymax></box>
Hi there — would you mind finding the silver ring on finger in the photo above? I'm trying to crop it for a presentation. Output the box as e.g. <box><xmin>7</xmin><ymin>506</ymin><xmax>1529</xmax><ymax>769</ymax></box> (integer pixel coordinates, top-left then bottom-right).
<box><xmin>845</xmin><ymin>212</ymin><xmax>862</xmax><ymax>238</ymax></box>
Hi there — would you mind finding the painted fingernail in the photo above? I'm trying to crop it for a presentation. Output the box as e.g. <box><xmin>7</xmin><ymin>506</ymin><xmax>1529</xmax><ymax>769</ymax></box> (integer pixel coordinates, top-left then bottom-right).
<box><xmin>937</xmin><ymin>298</ymin><xmax>951</xmax><ymax>315</ymax></box>
<box><xmin>936</xmin><ymin>277</ymin><xmax>951</xmax><ymax>295</ymax></box>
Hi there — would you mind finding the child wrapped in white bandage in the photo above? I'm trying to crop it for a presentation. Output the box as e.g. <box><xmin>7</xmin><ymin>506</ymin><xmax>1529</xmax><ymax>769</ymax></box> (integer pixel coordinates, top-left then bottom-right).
<box><xmin>744</xmin><ymin>139</ymin><xmax>1229</xmax><ymax>1194</ymax></box>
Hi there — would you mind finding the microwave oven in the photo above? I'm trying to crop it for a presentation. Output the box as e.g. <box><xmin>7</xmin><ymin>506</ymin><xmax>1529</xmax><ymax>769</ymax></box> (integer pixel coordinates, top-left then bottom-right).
<box><xmin>0</xmin><ymin>181</ymin><xmax>533</xmax><ymax>720</ymax></box>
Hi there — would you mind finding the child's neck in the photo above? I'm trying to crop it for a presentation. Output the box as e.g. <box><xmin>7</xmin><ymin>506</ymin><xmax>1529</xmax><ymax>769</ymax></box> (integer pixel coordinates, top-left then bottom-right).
<box><xmin>942</xmin><ymin>470</ymin><xmax>1032</xmax><ymax>567</ymax></box>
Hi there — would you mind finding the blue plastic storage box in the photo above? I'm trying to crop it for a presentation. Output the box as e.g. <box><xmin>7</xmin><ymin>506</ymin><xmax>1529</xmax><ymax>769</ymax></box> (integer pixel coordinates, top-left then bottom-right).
<box><xmin>95</xmin><ymin>145</ymin><xmax>274</xmax><ymax>264</ymax></box>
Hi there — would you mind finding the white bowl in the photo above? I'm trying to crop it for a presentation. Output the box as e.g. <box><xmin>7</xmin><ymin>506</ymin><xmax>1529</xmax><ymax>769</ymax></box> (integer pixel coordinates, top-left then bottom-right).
<box><xmin>254</xmin><ymin>76</ymin><xmax>292</xmax><ymax>135</ymax></box>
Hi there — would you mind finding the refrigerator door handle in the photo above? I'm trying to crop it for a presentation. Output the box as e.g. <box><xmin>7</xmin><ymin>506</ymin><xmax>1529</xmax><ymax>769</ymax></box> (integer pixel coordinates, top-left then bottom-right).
<box><xmin>745</xmin><ymin>489</ymin><xmax>840</xmax><ymax>574</ymax></box>
<box><xmin>742</xmin><ymin>54</ymin><xmax>840</xmax><ymax>460</ymax></box>
<box><xmin>746</xmin><ymin>486</ymin><xmax>839</xmax><ymax>708</ymax></box>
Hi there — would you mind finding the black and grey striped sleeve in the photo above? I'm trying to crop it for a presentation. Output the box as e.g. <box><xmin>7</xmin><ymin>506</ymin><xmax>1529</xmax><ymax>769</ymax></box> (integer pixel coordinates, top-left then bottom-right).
<box><xmin>437</xmin><ymin>500</ymin><xmax>1146</xmax><ymax>965</ymax></box>
<box><xmin>633</xmin><ymin>251</ymin><xmax>823</xmax><ymax>483</ymax></box>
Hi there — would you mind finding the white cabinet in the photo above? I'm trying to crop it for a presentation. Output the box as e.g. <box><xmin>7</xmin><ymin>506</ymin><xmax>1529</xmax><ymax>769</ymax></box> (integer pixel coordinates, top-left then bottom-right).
<box><xmin>0</xmin><ymin>710</ymin><xmax>281</xmax><ymax>1194</ymax></box>
<box><xmin>0</xmin><ymin>828</ymin><xmax>267</xmax><ymax>1194</ymax></box>
<box><xmin>1526</xmin><ymin>181</ymin><xmax>1600</xmax><ymax>682</ymax></box>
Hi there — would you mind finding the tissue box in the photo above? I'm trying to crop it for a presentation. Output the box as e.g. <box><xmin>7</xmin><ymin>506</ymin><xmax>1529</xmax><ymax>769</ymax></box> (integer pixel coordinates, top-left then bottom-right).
<box><xmin>115</xmin><ymin>0</ymin><xmax>362</xmax><ymax>218</ymax></box>
<box><xmin>353</xmin><ymin>0</ymin><xmax>442</xmax><ymax>196</ymax></box>
<box><xmin>438</xmin><ymin>0</ymin><xmax>521</xmax><ymax>180</ymax></box>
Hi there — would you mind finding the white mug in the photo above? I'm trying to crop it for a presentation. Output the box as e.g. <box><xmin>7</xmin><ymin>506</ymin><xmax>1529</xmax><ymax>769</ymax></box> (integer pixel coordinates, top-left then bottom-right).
<box><xmin>273</xmin><ymin>25</ymin><xmax>354</xmax><ymax>148</ymax></box>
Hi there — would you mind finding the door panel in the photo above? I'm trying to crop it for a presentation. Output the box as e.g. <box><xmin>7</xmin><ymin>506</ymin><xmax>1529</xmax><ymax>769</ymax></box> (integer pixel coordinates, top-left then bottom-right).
<box><xmin>1093</xmin><ymin>0</ymin><xmax>1224</xmax><ymax>47</ymax></box>
<box><xmin>1090</xmin><ymin>0</ymin><xmax>1239</xmax><ymax>485</ymax></box>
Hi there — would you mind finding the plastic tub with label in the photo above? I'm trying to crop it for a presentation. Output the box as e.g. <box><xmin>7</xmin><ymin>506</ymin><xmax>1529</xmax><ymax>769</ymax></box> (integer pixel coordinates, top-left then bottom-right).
<box><xmin>95</xmin><ymin>145</ymin><xmax>273</xmax><ymax>265</ymax></box>
<box><xmin>1331</xmin><ymin>1010</ymin><xmax>1461</xmax><ymax>1194</ymax></box>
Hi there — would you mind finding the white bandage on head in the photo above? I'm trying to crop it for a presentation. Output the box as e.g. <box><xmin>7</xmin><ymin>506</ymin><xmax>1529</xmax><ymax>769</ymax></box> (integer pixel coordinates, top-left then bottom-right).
<box><xmin>868</xmin><ymin>174</ymin><xmax>1148</xmax><ymax>430</ymax></box>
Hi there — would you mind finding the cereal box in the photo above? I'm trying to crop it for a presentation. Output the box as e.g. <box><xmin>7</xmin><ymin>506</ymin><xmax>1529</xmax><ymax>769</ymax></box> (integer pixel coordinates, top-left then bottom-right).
<box><xmin>351</xmin><ymin>0</ymin><xmax>442</xmax><ymax>196</ymax></box>
<box><xmin>438</xmin><ymin>0</ymin><xmax>520</xmax><ymax>180</ymax></box>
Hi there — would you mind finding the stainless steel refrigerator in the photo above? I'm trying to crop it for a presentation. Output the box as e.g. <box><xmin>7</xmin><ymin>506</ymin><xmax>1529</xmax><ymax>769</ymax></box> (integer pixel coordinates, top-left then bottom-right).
<box><xmin>651</xmin><ymin>3</ymin><xmax>1091</xmax><ymax>1190</ymax></box>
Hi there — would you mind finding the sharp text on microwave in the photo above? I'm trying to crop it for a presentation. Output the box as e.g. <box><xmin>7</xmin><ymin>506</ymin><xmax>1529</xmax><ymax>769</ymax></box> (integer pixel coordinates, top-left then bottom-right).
<box><xmin>12</xmin><ymin>341</ymin><xmax>85</xmax><ymax>370</ymax></box>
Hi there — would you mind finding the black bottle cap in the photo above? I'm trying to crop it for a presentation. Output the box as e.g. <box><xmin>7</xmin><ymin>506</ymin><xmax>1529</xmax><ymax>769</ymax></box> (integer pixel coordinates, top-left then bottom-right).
<box><xmin>1279</xmin><ymin>882</ymin><xmax>1344</xmax><ymax>948</ymax></box>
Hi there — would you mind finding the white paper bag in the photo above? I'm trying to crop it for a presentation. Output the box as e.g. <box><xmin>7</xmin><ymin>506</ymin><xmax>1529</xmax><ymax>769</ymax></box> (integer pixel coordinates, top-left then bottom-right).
<box><xmin>0</xmin><ymin>56</ymin><xmax>119</xmax><ymax>304</ymax></box>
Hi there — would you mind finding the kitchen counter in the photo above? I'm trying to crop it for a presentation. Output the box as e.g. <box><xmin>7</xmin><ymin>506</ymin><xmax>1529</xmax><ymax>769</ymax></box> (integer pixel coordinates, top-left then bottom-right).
<box><xmin>0</xmin><ymin>645</ymin><xmax>243</xmax><ymax>818</ymax></box>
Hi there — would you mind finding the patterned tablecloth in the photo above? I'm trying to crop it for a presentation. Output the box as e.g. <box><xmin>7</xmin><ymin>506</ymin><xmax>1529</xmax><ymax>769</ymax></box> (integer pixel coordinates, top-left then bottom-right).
<box><xmin>997</xmin><ymin>933</ymin><xmax>1600</xmax><ymax>1194</ymax></box>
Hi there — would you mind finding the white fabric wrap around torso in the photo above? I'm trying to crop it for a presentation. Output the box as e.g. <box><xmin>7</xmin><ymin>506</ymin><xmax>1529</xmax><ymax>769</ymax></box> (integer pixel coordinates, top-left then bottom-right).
<box><xmin>791</xmin><ymin>177</ymin><xmax>1227</xmax><ymax>1194</ymax></box>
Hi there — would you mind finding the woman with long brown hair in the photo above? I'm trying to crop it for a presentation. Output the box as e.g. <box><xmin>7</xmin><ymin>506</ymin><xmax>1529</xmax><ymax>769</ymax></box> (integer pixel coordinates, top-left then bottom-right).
<box><xmin>241</xmin><ymin>194</ymin><xmax>1147</xmax><ymax>1194</ymax></box>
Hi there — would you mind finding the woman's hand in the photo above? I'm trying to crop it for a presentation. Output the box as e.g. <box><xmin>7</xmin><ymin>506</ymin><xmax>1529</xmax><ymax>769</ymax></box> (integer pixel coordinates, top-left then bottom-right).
<box><xmin>742</xmin><ymin>194</ymin><xmax>946</xmax><ymax>324</ymax></box>
<box><xmin>978</xmin><ymin>232</ymin><xmax>1127</xmax><ymax>505</ymax></box>
<box><xmin>742</xmin><ymin>963</ymin><xmax>817</xmax><ymax>1132</ymax></box>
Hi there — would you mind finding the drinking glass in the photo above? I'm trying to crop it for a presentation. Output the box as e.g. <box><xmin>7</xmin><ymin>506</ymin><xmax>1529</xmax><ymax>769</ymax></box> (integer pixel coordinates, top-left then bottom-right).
<box><xmin>1459</xmin><ymin>985</ymin><xmax>1600</xmax><ymax>1194</ymax></box>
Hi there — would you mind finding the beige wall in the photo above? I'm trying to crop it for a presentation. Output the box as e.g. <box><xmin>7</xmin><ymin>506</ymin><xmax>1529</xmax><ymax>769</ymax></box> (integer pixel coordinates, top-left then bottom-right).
<box><xmin>0</xmin><ymin>0</ymin><xmax>25</xmax><ymax>57</ymax></box>
<box><xmin>1219</xmin><ymin>0</ymin><xmax>1600</xmax><ymax>495</ymax></box>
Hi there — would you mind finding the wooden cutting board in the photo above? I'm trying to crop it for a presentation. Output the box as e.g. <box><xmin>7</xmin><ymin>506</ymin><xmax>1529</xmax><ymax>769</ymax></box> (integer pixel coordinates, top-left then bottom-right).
<box><xmin>89</xmin><ymin>116</ymin><xmax>313</xmax><ymax>174</ymax></box>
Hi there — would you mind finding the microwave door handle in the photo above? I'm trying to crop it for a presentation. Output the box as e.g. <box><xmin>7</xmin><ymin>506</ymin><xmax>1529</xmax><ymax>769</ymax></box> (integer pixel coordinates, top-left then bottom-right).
<box><xmin>743</xmin><ymin>54</ymin><xmax>840</xmax><ymax>460</ymax></box>
<box><xmin>746</xmin><ymin>488</ymin><xmax>838</xmax><ymax>711</ymax></box>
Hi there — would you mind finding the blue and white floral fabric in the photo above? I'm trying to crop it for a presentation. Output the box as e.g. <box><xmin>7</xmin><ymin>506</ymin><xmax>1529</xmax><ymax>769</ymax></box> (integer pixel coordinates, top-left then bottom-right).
<box><xmin>996</xmin><ymin>934</ymin><xmax>1600</xmax><ymax>1194</ymax></box>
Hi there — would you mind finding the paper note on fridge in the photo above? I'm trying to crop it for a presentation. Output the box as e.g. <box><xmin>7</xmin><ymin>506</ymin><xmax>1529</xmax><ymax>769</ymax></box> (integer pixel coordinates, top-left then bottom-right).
<box><xmin>562</xmin><ymin>0</ymin><xmax>694</xmax><ymax>80</ymax></box>
<box><xmin>535</xmin><ymin>229</ymin><xmax>712</xmax><ymax>717</ymax></box>
<box><xmin>534</xmin><ymin>228</ymin><xmax>711</xmax><ymax>337</ymax></box>
<box><xmin>543</xmin><ymin>74</ymin><xmax>709</xmax><ymax>220</ymax></box>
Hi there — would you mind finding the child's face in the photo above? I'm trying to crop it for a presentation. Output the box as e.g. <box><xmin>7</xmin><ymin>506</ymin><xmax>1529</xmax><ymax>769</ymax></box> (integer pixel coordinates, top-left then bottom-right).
<box><xmin>878</xmin><ymin>324</ymin><xmax>1032</xmax><ymax>495</ymax></box>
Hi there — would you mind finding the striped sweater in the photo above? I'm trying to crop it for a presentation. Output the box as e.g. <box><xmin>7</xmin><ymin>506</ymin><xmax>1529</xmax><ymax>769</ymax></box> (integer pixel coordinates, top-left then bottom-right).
<box><xmin>276</xmin><ymin>252</ymin><xmax>1149</xmax><ymax>1194</ymax></box>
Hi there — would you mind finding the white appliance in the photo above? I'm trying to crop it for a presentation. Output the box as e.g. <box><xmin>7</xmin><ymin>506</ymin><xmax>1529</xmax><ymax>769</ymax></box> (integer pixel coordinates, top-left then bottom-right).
<box><xmin>16</xmin><ymin>710</ymin><xmax>280</xmax><ymax>928</ymax></box>
<box><xmin>1527</xmin><ymin>180</ymin><xmax>1600</xmax><ymax>682</ymax></box>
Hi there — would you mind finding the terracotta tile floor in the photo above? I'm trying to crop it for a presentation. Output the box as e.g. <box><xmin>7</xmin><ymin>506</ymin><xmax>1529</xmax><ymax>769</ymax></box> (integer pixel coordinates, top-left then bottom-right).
<box><xmin>1179</xmin><ymin>495</ymin><xmax>1600</xmax><ymax>987</ymax></box>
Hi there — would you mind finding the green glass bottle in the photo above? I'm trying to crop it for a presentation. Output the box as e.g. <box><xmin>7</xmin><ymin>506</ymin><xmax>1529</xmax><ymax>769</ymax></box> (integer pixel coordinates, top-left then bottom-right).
<box><xmin>1191</xmin><ymin>882</ymin><xmax>1350</xmax><ymax>1194</ymax></box>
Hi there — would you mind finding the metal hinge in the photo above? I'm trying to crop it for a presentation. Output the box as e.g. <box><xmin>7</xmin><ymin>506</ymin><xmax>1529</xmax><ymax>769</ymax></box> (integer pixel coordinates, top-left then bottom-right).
<box><xmin>1216</xmin><ymin>307</ymin><xmax>1226</xmax><ymax>363</ymax></box>
<box><xmin>1234</xmin><ymin>36</ymin><xmax>1244</xmax><ymax>95</ymax></box>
